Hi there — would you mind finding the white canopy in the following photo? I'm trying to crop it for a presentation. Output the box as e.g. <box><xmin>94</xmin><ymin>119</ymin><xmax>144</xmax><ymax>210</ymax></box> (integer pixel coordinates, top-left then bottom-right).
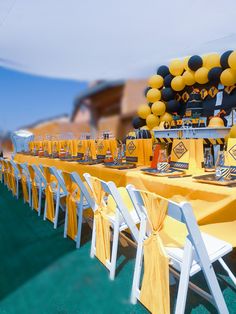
<box><xmin>0</xmin><ymin>0</ymin><xmax>235</xmax><ymax>80</ymax></box>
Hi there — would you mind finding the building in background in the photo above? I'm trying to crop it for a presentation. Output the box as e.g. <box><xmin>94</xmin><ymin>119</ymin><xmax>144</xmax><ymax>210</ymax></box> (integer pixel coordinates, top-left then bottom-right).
<box><xmin>3</xmin><ymin>79</ymin><xmax>146</xmax><ymax>155</ymax></box>
<box><xmin>72</xmin><ymin>79</ymin><xmax>146</xmax><ymax>139</ymax></box>
<box><xmin>25</xmin><ymin>114</ymin><xmax>90</xmax><ymax>138</ymax></box>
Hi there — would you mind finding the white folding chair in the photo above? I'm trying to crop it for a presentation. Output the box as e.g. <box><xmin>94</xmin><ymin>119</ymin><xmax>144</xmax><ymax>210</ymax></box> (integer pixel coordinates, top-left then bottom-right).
<box><xmin>127</xmin><ymin>184</ymin><xmax>235</xmax><ymax>314</ymax></box>
<box><xmin>9</xmin><ymin>159</ymin><xmax>21</xmax><ymax>199</ymax></box>
<box><xmin>2</xmin><ymin>159</ymin><xmax>10</xmax><ymax>189</ymax></box>
<box><xmin>31</xmin><ymin>165</ymin><xmax>47</xmax><ymax>216</ymax></box>
<box><xmin>42</xmin><ymin>165</ymin><xmax>67</xmax><ymax>228</ymax></box>
<box><xmin>84</xmin><ymin>173</ymin><xmax>140</xmax><ymax>280</ymax></box>
<box><xmin>20</xmin><ymin>163</ymin><xmax>32</xmax><ymax>206</ymax></box>
<box><xmin>0</xmin><ymin>157</ymin><xmax>4</xmax><ymax>184</ymax></box>
<box><xmin>61</xmin><ymin>172</ymin><xmax>95</xmax><ymax>248</ymax></box>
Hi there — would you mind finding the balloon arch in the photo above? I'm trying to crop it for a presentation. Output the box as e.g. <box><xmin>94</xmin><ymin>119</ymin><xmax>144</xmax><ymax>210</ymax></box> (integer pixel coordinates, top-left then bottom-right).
<box><xmin>133</xmin><ymin>50</ymin><xmax>236</xmax><ymax>130</ymax></box>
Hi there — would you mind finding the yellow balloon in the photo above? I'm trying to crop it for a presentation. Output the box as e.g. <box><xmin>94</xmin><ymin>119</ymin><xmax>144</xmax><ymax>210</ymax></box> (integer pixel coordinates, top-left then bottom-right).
<box><xmin>182</xmin><ymin>70</ymin><xmax>195</xmax><ymax>86</ymax></box>
<box><xmin>229</xmin><ymin>125</ymin><xmax>236</xmax><ymax>138</ymax></box>
<box><xmin>204</xmin><ymin>53</ymin><xmax>220</xmax><ymax>69</ymax></box>
<box><xmin>202</xmin><ymin>54</ymin><xmax>209</xmax><ymax>67</ymax></box>
<box><xmin>228</xmin><ymin>51</ymin><xmax>236</xmax><ymax>70</ymax></box>
<box><xmin>160</xmin><ymin>112</ymin><xmax>173</xmax><ymax>123</ymax></box>
<box><xmin>194</xmin><ymin>67</ymin><xmax>209</xmax><ymax>84</ymax></box>
<box><xmin>146</xmin><ymin>88</ymin><xmax>161</xmax><ymax>102</ymax></box>
<box><xmin>148</xmin><ymin>75</ymin><xmax>164</xmax><ymax>89</ymax></box>
<box><xmin>151</xmin><ymin>101</ymin><xmax>166</xmax><ymax>116</ymax></box>
<box><xmin>169</xmin><ymin>59</ymin><xmax>184</xmax><ymax>76</ymax></box>
<box><xmin>137</xmin><ymin>104</ymin><xmax>151</xmax><ymax>119</ymax></box>
<box><xmin>220</xmin><ymin>68</ymin><xmax>236</xmax><ymax>86</ymax></box>
<box><xmin>146</xmin><ymin>114</ymin><xmax>159</xmax><ymax>129</ymax></box>
<box><xmin>171</xmin><ymin>76</ymin><xmax>185</xmax><ymax>91</ymax></box>
<box><xmin>183</xmin><ymin>56</ymin><xmax>190</xmax><ymax>71</ymax></box>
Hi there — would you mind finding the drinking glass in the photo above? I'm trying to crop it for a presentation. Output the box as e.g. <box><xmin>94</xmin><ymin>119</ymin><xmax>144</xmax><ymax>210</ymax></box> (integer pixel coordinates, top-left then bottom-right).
<box><xmin>204</xmin><ymin>147</ymin><xmax>214</xmax><ymax>169</ymax></box>
<box><xmin>157</xmin><ymin>148</ymin><xmax>170</xmax><ymax>172</ymax></box>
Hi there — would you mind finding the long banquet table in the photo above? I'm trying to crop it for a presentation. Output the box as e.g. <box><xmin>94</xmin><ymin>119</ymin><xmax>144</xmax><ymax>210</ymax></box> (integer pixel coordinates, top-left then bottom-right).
<box><xmin>15</xmin><ymin>154</ymin><xmax>236</xmax><ymax>226</ymax></box>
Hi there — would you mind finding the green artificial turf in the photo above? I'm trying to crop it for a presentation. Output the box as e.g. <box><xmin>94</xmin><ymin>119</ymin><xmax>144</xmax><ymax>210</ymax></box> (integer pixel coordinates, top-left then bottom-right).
<box><xmin>0</xmin><ymin>183</ymin><xmax>235</xmax><ymax>314</ymax></box>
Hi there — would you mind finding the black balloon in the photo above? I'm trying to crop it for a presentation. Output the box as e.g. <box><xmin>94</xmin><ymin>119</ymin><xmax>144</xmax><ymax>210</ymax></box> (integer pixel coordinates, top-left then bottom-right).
<box><xmin>144</xmin><ymin>87</ymin><xmax>151</xmax><ymax>96</ymax></box>
<box><xmin>220</xmin><ymin>50</ymin><xmax>233</xmax><ymax>69</ymax></box>
<box><xmin>161</xmin><ymin>87</ymin><xmax>175</xmax><ymax>101</ymax></box>
<box><xmin>188</xmin><ymin>55</ymin><xmax>203</xmax><ymax>71</ymax></box>
<box><xmin>157</xmin><ymin>65</ymin><xmax>170</xmax><ymax>78</ymax></box>
<box><xmin>132</xmin><ymin>117</ymin><xmax>146</xmax><ymax>129</ymax></box>
<box><xmin>164</xmin><ymin>74</ymin><xmax>174</xmax><ymax>87</ymax></box>
<box><xmin>208</xmin><ymin>67</ymin><xmax>223</xmax><ymax>84</ymax></box>
<box><xmin>166</xmin><ymin>99</ymin><xmax>180</xmax><ymax>113</ymax></box>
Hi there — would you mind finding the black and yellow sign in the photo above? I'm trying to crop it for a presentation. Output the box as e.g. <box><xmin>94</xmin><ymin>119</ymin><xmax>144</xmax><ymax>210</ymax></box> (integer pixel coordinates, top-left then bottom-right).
<box><xmin>182</xmin><ymin>92</ymin><xmax>190</xmax><ymax>102</ymax></box>
<box><xmin>127</xmin><ymin>141</ymin><xmax>136</xmax><ymax>155</ymax></box>
<box><xmin>208</xmin><ymin>86</ymin><xmax>218</xmax><ymax>98</ymax></box>
<box><xmin>173</xmin><ymin>141</ymin><xmax>188</xmax><ymax>159</ymax></box>
<box><xmin>200</xmin><ymin>88</ymin><xmax>208</xmax><ymax>100</ymax></box>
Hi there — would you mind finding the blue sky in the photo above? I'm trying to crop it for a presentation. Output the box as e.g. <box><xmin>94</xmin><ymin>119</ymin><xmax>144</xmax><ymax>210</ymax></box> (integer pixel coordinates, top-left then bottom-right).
<box><xmin>0</xmin><ymin>67</ymin><xmax>87</xmax><ymax>132</ymax></box>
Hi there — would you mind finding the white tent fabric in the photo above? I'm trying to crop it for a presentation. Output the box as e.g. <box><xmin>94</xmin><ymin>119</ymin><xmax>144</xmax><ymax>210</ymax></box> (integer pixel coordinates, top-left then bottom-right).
<box><xmin>0</xmin><ymin>0</ymin><xmax>235</xmax><ymax>80</ymax></box>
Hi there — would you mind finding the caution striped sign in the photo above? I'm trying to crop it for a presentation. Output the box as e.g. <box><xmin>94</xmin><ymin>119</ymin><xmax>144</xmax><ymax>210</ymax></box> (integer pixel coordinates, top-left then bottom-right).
<box><xmin>155</xmin><ymin>138</ymin><xmax>225</xmax><ymax>145</ymax></box>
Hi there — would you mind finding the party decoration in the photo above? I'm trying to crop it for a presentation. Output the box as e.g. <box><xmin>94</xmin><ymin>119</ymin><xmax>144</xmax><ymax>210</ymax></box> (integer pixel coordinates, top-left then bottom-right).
<box><xmin>151</xmin><ymin>101</ymin><xmax>166</xmax><ymax>116</ymax></box>
<box><xmin>208</xmin><ymin>67</ymin><xmax>223</xmax><ymax>84</ymax></box>
<box><xmin>188</xmin><ymin>55</ymin><xmax>203</xmax><ymax>71</ymax></box>
<box><xmin>208</xmin><ymin>116</ymin><xmax>224</xmax><ymax>128</ymax></box>
<box><xmin>161</xmin><ymin>87</ymin><xmax>175</xmax><ymax>101</ymax></box>
<box><xmin>132</xmin><ymin>117</ymin><xmax>146</xmax><ymax>129</ymax></box>
<box><xmin>146</xmin><ymin>88</ymin><xmax>161</xmax><ymax>102</ymax></box>
<box><xmin>183</xmin><ymin>56</ymin><xmax>190</xmax><ymax>71</ymax></box>
<box><xmin>169</xmin><ymin>59</ymin><xmax>184</xmax><ymax>76</ymax></box>
<box><xmin>159</xmin><ymin>112</ymin><xmax>173</xmax><ymax>123</ymax></box>
<box><xmin>159</xmin><ymin>121</ymin><xmax>170</xmax><ymax>129</ymax></box>
<box><xmin>137</xmin><ymin>104</ymin><xmax>151</xmax><ymax>119</ymax></box>
<box><xmin>146</xmin><ymin>114</ymin><xmax>159</xmax><ymax>129</ymax></box>
<box><xmin>156</xmin><ymin>65</ymin><xmax>170</xmax><ymax>78</ymax></box>
<box><xmin>136</xmin><ymin>129</ymin><xmax>152</xmax><ymax>139</ymax></box>
<box><xmin>166</xmin><ymin>99</ymin><xmax>180</xmax><ymax>113</ymax></box>
<box><xmin>137</xmin><ymin>50</ymin><xmax>236</xmax><ymax>131</ymax></box>
<box><xmin>228</xmin><ymin>51</ymin><xmax>236</xmax><ymax>70</ymax></box>
<box><xmin>171</xmin><ymin>76</ymin><xmax>185</xmax><ymax>91</ymax></box>
<box><xmin>220</xmin><ymin>50</ymin><xmax>233</xmax><ymax>69</ymax></box>
<box><xmin>194</xmin><ymin>67</ymin><xmax>209</xmax><ymax>84</ymax></box>
<box><xmin>182</xmin><ymin>70</ymin><xmax>195</xmax><ymax>86</ymax></box>
<box><xmin>220</xmin><ymin>68</ymin><xmax>236</xmax><ymax>86</ymax></box>
<box><xmin>164</xmin><ymin>74</ymin><xmax>174</xmax><ymax>87</ymax></box>
<box><xmin>148</xmin><ymin>74</ymin><xmax>164</xmax><ymax>89</ymax></box>
<box><xmin>204</xmin><ymin>53</ymin><xmax>220</xmax><ymax>69</ymax></box>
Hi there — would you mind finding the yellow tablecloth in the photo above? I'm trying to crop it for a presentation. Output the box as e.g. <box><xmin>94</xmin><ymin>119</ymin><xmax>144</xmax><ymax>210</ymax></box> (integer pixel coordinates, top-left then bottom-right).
<box><xmin>14</xmin><ymin>154</ymin><xmax>236</xmax><ymax>225</ymax></box>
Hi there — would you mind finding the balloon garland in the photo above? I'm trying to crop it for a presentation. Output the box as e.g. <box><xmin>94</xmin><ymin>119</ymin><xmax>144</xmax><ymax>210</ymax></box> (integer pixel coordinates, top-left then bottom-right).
<box><xmin>133</xmin><ymin>50</ymin><xmax>236</xmax><ymax>130</ymax></box>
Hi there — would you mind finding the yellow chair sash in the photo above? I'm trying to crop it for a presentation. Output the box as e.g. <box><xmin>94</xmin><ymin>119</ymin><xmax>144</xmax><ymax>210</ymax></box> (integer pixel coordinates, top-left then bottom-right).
<box><xmin>21</xmin><ymin>175</ymin><xmax>29</xmax><ymax>203</ymax></box>
<box><xmin>62</xmin><ymin>172</ymin><xmax>79</xmax><ymax>240</ymax></box>
<box><xmin>44</xmin><ymin>167</ymin><xmax>55</xmax><ymax>222</ymax></box>
<box><xmin>139</xmin><ymin>191</ymin><xmax>170</xmax><ymax>314</ymax></box>
<box><xmin>28</xmin><ymin>166</ymin><xmax>38</xmax><ymax>211</ymax></box>
<box><xmin>90</xmin><ymin>176</ymin><xmax>111</xmax><ymax>265</ymax></box>
<box><xmin>9</xmin><ymin>164</ymin><xmax>17</xmax><ymax>196</ymax></box>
